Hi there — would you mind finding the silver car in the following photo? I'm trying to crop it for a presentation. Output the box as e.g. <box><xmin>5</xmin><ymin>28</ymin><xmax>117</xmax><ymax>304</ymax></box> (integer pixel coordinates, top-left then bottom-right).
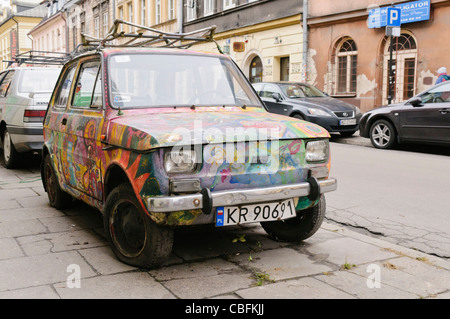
<box><xmin>0</xmin><ymin>67</ymin><xmax>61</xmax><ymax>168</ymax></box>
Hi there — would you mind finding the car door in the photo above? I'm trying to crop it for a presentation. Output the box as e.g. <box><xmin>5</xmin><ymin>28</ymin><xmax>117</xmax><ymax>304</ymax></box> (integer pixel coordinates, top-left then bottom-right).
<box><xmin>64</xmin><ymin>57</ymin><xmax>104</xmax><ymax>200</ymax></box>
<box><xmin>0</xmin><ymin>71</ymin><xmax>9</xmax><ymax>123</ymax></box>
<box><xmin>399</xmin><ymin>82</ymin><xmax>450</xmax><ymax>143</ymax></box>
<box><xmin>259</xmin><ymin>84</ymin><xmax>291</xmax><ymax>116</ymax></box>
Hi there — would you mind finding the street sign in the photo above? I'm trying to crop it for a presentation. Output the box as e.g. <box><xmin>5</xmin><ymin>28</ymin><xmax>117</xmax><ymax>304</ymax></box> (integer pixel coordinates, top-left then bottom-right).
<box><xmin>387</xmin><ymin>7</ymin><xmax>401</xmax><ymax>27</ymax></box>
<box><xmin>368</xmin><ymin>0</ymin><xmax>431</xmax><ymax>28</ymax></box>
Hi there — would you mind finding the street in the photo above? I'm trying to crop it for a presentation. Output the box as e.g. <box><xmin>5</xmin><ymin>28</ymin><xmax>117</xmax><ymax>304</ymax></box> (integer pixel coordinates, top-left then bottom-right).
<box><xmin>0</xmin><ymin>142</ymin><xmax>449</xmax><ymax>299</ymax></box>
<box><xmin>327</xmin><ymin>138</ymin><xmax>450</xmax><ymax>258</ymax></box>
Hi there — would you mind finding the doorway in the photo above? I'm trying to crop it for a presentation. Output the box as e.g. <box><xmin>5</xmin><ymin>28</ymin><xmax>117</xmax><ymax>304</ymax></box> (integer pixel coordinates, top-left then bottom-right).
<box><xmin>382</xmin><ymin>33</ymin><xmax>417</xmax><ymax>104</ymax></box>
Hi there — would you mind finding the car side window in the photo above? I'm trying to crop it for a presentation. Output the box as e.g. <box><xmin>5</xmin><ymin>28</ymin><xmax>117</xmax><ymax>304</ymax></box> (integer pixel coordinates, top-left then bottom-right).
<box><xmin>421</xmin><ymin>82</ymin><xmax>450</xmax><ymax>103</ymax></box>
<box><xmin>72</xmin><ymin>60</ymin><xmax>101</xmax><ymax>108</ymax></box>
<box><xmin>0</xmin><ymin>71</ymin><xmax>14</xmax><ymax>97</ymax></box>
<box><xmin>261</xmin><ymin>84</ymin><xmax>281</xmax><ymax>99</ymax></box>
<box><xmin>55</xmin><ymin>65</ymin><xmax>76</xmax><ymax>108</ymax></box>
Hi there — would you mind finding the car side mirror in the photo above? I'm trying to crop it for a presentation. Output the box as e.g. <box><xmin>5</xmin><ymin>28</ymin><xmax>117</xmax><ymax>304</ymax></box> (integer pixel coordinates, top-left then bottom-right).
<box><xmin>408</xmin><ymin>96</ymin><xmax>423</xmax><ymax>107</ymax></box>
<box><xmin>272</xmin><ymin>92</ymin><xmax>282</xmax><ymax>102</ymax></box>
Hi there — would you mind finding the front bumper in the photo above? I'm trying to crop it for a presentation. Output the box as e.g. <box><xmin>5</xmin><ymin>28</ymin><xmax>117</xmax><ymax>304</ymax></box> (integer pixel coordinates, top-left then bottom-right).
<box><xmin>147</xmin><ymin>177</ymin><xmax>337</xmax><ymax>213</ymax></box>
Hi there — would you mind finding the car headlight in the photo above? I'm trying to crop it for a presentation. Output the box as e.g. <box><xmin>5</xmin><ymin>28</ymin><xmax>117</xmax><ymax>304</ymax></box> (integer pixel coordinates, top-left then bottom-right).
<box><xmin>164</xmin><ymin>149</ymin><xmax>197</xmax><ymax>173</ymax></box>
<box><xmin>355</xmin><ymin>106</ymin><xmax>362</xmax><ymax>115</ymax></box>
<box><xmin>307</xmin><ymin>108</ymin><xmax>332</xmax><ymax>117</ymax></box>
<box><xmin>306</xmin><ymin>140</ymin><xmax>329</xmax><ymax>162</ymax></box>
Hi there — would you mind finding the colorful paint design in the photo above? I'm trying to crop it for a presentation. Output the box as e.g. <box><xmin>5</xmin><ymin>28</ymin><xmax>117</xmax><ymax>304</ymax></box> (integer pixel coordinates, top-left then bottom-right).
<box><xmin>43</xmin><ymin>50</ymin><xmax>331</xmax><ymax>227</ymax></box>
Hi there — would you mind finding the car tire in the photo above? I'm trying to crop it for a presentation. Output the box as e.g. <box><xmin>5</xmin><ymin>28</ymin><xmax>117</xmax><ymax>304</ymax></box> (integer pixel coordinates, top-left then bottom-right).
<box><xmin>369</xmin><ymin>119</ymin><xmax>397</xmax><ymax>149</ymax></box>
<box><xmin>103</xmin><ymin>183</ymin><xmax>174</xmax><ymax>269</ymax></box>
<box><xmin>261</xmin><ymin>195</ymin><xmax>326</xmax><ymax>242</ymax></box>
<box><xmin>292</xmin><ymin>114</ymin><xmax>305</xmax><ymax>120</ymax></box>
<box><xmin>43</xmin><ymin>154</ymin><xmax>72</xmax><ymax>209</ymax></box>
<box><xmin>2</xmin><ymin>129</ymin><xmax>19</xmax><ymax>169</ymax></box>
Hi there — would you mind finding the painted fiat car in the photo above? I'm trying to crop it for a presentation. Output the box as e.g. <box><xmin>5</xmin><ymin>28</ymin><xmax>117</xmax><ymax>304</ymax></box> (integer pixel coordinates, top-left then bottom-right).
<box><xmin>42</xmin><ymin>46</ymin><xmax>337</xmax><ymax>268</ymax></box>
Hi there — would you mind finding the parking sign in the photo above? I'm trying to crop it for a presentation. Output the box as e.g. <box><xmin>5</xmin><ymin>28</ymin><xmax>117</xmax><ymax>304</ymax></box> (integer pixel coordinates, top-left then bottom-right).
<box><xmin>387</xmin><ymin>7</ymin><xmax>402</xmax><ymax>27</ymax></box>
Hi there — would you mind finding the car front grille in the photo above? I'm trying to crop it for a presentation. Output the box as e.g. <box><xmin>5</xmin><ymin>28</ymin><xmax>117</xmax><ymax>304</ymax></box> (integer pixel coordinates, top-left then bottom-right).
<box><xmin>334</xmin><ymin>111</ymin><xmax>354</xmax><ymax>118</ymax></box>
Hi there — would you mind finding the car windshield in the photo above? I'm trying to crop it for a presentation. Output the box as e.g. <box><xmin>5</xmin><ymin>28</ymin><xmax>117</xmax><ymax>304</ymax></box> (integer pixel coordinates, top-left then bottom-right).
<box><xmin>279</xmin><ymin>83</ymin><xmax>326</xmax><ymax>98</ymax></box>
<box><xmin>108</xmin><ymin>53</ymin><xmax>262</xmax><ymax>109</ymax></box>
<box><xmin>18</xmin><ymin>69</ymin><xmax>61</xmax><ymax>93</ymax></box>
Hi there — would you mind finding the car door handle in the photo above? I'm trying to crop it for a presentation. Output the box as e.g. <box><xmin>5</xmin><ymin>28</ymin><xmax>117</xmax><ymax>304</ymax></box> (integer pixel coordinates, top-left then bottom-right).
<box><xmin>439</xmin><ymin>109</ymin><xmax>449</xmax><ymax>114</ymax></box>
<box><xmin>61</xmin><ymin>118</ymin><xmax>67</xmax><ymax>125</ymax></box>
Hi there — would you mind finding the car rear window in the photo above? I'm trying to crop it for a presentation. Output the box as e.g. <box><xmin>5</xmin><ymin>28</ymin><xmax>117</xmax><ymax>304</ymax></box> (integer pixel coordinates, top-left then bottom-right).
<box><xmin>18</xmin><ymin>69</ymin><xmax>61</xmax><ymax>93</ymax></box>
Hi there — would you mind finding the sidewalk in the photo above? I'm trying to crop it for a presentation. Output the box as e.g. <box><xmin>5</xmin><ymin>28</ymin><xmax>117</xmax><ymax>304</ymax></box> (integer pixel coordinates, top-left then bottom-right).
<box><xmin>0</xmin><ymin>155</ymin><xmax>449</xmax><ymax>300</ymax></box>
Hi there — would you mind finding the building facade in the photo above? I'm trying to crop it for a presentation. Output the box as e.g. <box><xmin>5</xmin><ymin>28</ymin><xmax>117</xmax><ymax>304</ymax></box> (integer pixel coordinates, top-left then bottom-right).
<box><xmin>308</xmin><ymin>0</ymin><xmax>450</xmax><ymax>112</ymax></box>
<box><xmin>183</xmin><ymin>0</ymin><xmax>305</xmax><ymax>83</ymax></box>
<box><xmin>28</xmin><ymin>0</ymin><xmax>68</xmax><ymax>53</ymax></box>
<box><xmin>0</xmin><ymin>0</ymin><xmax>46</xmax><ymax>71</ymax></box>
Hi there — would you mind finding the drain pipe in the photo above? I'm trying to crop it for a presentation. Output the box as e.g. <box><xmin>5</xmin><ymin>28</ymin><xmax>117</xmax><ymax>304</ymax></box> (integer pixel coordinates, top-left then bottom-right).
<box><xmin>301</xmin><ymin>0</ymin><xmax>308</xmax><ymax>82</ymax></box>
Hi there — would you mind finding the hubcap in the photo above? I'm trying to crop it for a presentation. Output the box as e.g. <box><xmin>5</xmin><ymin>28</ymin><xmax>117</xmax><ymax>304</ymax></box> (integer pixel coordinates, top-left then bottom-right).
<box><xmin>372</xmin><ymin>124</ymin><xmax>391</xmax><ymax>147</ymax></box>
<box><xmin>110</xmin><ymin>201</ymin><xmax>146</xmax><ymax>258</ymax></box>
<box><xmin>3</xmin><ymin>131</ymin><xmax>11</xmax><ymax>162</ymax></box>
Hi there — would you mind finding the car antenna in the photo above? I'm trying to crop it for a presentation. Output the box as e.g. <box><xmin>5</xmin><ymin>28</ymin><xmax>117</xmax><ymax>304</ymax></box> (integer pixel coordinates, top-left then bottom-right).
<box><xmin>241</xmin><ymin>104</ymin><xmax>247</xmax><ymax>109</ymax></box>
<box><xmin>190</xmin><ymin>104</ymin><xmax>196</xmax><ymax>110</ymax></box>
<box><xmin>118</xmin><ymin>107</ymin><xmax>124</xmax><ymax>116</ymax></box>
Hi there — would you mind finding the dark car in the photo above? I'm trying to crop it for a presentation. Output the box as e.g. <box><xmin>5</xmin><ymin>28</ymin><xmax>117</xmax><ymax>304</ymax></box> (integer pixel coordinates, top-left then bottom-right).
<box><xmin>252</xmin><ymin>82</ymin><xmax>362</xmax><ymax>137</ymax></box>
<box><xmin>359</xmin><ymin>81</ymin><xmax>450</xmax><ymax>149</ymax></box>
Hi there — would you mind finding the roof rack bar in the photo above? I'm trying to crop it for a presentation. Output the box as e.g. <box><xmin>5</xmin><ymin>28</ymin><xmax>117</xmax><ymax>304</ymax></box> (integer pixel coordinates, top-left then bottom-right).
<box><xmin>3</xmin><ymin>50</ymin><xmax>71</xmax><ymax>66</ymax></box>
<box><xmin>80</xmin><ymin>19</ymin><xmax>218</xmax><ymax>51</ymax></box>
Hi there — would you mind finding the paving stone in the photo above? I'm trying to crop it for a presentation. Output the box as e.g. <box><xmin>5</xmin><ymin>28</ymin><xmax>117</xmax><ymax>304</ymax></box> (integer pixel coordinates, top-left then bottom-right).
<box><xmin>0</xmin><ymin>285</ymin><xmax>59</xmax><ymax>299</ymax></box>
<box><xmin>0</xmin><ymin>238</ymin><xmax>23</xmax><ymax>260</ymax></box>
<box><xmin>236</xmin><ymin>277</ymin><xmax>354</xmax><ymax>299</ymax></box>
<box><xmin>315</xmin><ymin>269</ymin><xmax>418</xmax><ymax>299</ymax></box>
<box><xmin>54</xmin><ymin>272</ymin><xmax>175</xmax><ymax>299</ymax></box>
<box><xmin>0</xmin><ymin>251</ymin><xmax>96</xmax><ymax>291</ymax></box>
<box><xmin>305</xmin><ymin>237</ymin><xmax>399</xmax><ymax>267</ymax></box>
<box><xmin>161</xmin><ymin>272</ymin><xmax>254</xmax><ymax>299</ymax></box>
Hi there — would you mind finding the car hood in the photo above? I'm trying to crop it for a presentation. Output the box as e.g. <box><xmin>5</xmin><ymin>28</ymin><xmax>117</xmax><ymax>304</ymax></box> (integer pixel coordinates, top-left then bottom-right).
<box><xmin>289</xmin><ymin>97</ymin><xmax>356</xmax><ymax>111</ymax></box>
<box><xmin>105</xmin><ymin>107</ymin><xmax>330</xmax><ymax>151</ymax></box>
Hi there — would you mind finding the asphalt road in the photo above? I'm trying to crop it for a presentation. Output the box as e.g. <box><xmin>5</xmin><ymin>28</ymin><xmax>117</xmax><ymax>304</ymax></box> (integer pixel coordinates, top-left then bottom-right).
<box><xmin>327</xmin><ymin>137</ymin><xmax>450</xmax><ymax>258</ymax></box>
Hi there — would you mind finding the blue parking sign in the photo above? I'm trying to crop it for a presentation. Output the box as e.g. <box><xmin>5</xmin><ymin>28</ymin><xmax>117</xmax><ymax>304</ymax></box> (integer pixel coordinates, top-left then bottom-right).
<box><xmin>387</xmin><ymin>7</ymin><xmax>402</xmax><ymax>27</ymax></box>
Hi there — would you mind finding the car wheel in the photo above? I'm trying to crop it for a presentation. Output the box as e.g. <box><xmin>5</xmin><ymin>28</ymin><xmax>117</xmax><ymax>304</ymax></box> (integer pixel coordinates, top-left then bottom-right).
<box><xmin>261</xmin><ymin>195</ymin><xmax>325</xmax><ymax>242</ymax></box>
<box><xmin>292</xmin><ymin>114</ymin><xmax>305</xmax><ymax>120</ymax></box>
<box><xmin>2</xmin><ymin>129</ymin><xmax>19</xmax><ymax>169</ymax></box>
<box><xmin>370</xmin><ymin>119</ymin><xmax>397</xmax><ymax>149</ymax></box>
<box><xmin>103</xmin><ymin>183</ymin><xmax>174</xmax><ymax>269</ymax></box>
<box><xmin>43</xmin><ymin>154</ymin><xmax>72</xmax><ymax>209</ymax></box>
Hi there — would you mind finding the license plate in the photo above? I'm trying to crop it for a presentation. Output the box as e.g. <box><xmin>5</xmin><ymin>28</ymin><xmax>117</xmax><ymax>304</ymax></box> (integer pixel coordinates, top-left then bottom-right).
<box><xmin>340</xmin><ymin>118</ymin><xmax>356</xmax><ymax>126</ymax></box>
<box><xmin>216</xmin><ymin>199</ymin><xmax>296</xmax><ymax>227</ymax></box>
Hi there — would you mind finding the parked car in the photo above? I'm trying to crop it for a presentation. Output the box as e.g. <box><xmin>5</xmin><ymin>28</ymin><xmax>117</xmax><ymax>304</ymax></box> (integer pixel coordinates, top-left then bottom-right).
<box><xmin>359</xmin><ymin>81</ymin><xmax>450</xmax><ymax>149</ymax></box>
<box><xmin>0</xmin><ymin>67</ymin><xmax>61</xmax><ymax>168</ymax></box>
<box><xmin>252</xmin><ymin>82</ymin><xmax>362</xmax><ymax>137</ymax></box>
<box><xmin>42</xmin><ymin>21</ymin><xmax>337</xmax><ymax>269</ymax></box>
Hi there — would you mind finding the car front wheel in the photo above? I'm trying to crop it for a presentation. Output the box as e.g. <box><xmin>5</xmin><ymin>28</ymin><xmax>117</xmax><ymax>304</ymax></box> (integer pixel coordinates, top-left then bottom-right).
<box><xmin>261</xmin><ymin>195</ymin><xmax>326</xmax><ymax>242</ymax></box>
<box><xmin>103</xmin><ymin>183</ymin><xmax>174</xmax><ymax>269</ymax></box>
<box><xmin>370</xmin><ymin>119</ymin><xmax>397</xmax><ymax>149</ymax></box>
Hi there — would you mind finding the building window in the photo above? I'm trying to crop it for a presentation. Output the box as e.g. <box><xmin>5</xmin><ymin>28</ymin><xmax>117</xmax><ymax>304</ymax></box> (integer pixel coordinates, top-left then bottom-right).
<box><xmin>168</xmin><ymin>0</ymin><xmax>175</xmax><ymax>20</ymax></box>
<box><xmin>223</xmin><ymin>0</ymin><xmax>236</xmax><ymax>10</ymax></box>
<box><xmin>205</xmin><ymin>0</ymin><xmax>214</xmax><ymax>15</ymax></box>
<box><xmin>128</xmin><ymin>2</ymin><xmax>133</xmax><ymax>32</ymax></box>
<box><xmin>118</xmin><ymin>7</ymin><xmax>124</xmax><ymax>32</ymax></box>
<box><xmin>94</xmin><ymin>16</ymin><xmax>100</xmax><ymax>38</ymax></box>
<box><xmin>155</xmin><ymin>0</ymin><xmax>161</xmax><ymax>24</ymax></box>
<box><xmin>186</xmin><ymin>0</ymin><xmax>196</xmax><ymax>21</ymax></box>
<box><xmin>334</xmin><ymin>38</ymin><xmax>357</xmax><ymax>94</ymax></box>
<box><xmin>141</xmin><ymin>0</ymin><xmax>146</xmax><ymax>25</ymax></box>
<box><xmin>103</xmin><ymin>12</ymin><xmax>109</xmax><ymax>37</ymax></box>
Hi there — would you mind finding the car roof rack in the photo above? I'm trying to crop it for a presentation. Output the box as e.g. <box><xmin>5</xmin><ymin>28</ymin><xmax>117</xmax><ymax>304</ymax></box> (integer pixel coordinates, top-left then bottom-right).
<box><xmin>3</xmin><ymin>50</ymin><xmax>71</xmax><ymax>67</ymax></box>
<box><xmin>80</xmin><ymin>19</ymin><xmax>223</xmax><ymax>53</ymax></box>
